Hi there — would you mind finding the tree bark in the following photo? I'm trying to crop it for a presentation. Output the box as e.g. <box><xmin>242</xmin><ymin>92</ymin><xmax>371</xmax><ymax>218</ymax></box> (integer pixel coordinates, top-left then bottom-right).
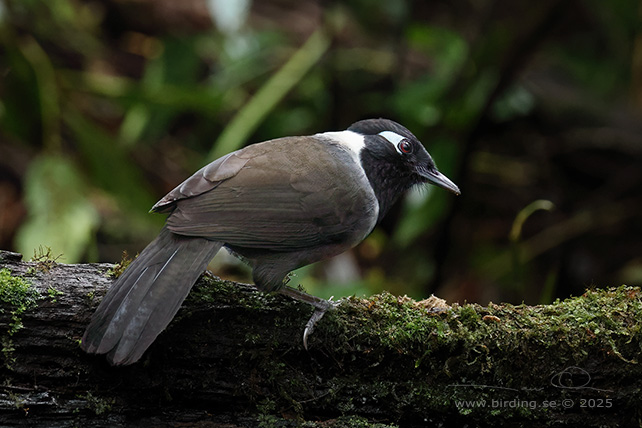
<box><xmin>0</xmin><ymin>250</ymin><xmax>639</xmax><ymax>427</ymax></box>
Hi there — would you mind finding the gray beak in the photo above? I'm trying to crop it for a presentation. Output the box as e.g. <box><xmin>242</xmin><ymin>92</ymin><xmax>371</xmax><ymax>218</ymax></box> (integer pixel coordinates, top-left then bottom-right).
<box><xmin>423</xmin><ymin>169</ymin><xmax>461</xmax><ymax>195</ymax></box>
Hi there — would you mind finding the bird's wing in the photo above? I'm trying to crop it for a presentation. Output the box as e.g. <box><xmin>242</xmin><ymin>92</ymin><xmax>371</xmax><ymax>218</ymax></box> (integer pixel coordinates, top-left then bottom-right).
<box><xmin>151</xmin><ymin>150</ymin><xmax>253</xmax><ymax>213</ymax></box>
<box><xmin>162</xmin><ymin>137</ymin><xmax>378</xmax><ymax>251</ymax></box>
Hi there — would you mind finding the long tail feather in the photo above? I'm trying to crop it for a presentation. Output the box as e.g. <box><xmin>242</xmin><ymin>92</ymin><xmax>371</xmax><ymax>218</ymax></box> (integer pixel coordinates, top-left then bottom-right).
<box><xmin>82</xmin><ymin>227</ymin><xmax>222</xmax><ymax>365</ymax></box>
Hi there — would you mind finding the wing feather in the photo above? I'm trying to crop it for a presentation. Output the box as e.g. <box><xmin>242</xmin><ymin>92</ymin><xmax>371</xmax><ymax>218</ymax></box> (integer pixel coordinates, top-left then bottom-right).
<box><xmin>163</xmin><ymin>137</ymin><xmax>378</xmax><ymax>251</ymax></box>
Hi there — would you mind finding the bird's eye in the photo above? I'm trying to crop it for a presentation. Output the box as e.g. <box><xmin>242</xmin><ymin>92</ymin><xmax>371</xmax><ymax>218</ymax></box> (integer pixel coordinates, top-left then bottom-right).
<box><xmin>398</xmin><ymin>140</ymin><xmax>412</xmax><ymax>154</ymax></box>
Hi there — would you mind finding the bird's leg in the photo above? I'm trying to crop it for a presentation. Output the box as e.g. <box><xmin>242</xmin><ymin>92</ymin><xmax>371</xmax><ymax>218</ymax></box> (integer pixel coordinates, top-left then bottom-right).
<box><xmin>278</xmin><ymin>286</ymin><xmax>338</xmax><ymax>350</ymax></box>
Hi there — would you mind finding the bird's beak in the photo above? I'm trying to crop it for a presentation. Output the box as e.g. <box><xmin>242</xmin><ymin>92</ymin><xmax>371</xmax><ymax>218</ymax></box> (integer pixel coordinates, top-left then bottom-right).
<box><xmin>422</xmin><ymin>169</ymin><xmax>461</xmax><ymax>195</ymax></box>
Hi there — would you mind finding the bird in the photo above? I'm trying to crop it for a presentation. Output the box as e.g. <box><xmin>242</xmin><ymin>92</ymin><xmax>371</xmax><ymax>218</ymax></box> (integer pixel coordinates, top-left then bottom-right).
<box><xmin>81</xmin><ymin>118</ymin><xmax>460</xmax><ymax>365</ymax></box>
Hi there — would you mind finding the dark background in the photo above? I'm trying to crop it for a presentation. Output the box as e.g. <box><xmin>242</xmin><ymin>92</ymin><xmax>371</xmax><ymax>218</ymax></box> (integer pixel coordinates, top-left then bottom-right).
<box><xmin>1</xmin><ymin>0</ymin><xmax>641</xmax><ymax>305</ymax></box>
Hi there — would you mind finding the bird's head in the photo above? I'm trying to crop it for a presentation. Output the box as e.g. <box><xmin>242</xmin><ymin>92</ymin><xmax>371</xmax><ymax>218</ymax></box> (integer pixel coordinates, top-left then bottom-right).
<box><xmin>330</xmin><ymin>118</ymin><xmax>460</xmax><ymax>219</ymax></box>
<box><xmin>348</xmin><ymin>118</ymin><xmax>460</xmax><ymax>196</ymax></box>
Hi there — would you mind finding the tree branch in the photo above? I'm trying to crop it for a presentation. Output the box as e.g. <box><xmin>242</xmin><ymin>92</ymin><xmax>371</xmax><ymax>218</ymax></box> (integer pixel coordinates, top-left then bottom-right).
<box><xmin>0</xmin><ymin>250</ymin><xmax>639</xmax><ymax>427</ymax></box>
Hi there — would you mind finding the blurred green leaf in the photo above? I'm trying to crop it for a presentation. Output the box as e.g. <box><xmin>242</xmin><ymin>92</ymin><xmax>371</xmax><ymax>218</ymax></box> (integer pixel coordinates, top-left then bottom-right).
<box><xmin>443</xmin><ymin>69</ymin><xmax>498</xmax><ymax>130</ymax></box>
<box><xmin>19</xmin><ymin>36</ymin><xmax>61</xmax><ymax>150</ymax></box>
<box><xmin>0</xmin><ymin>41</ymin><xmax>42</xmax><ymax>144</ymax></box>
<box><xmin>64</xmin><ymin>108</ymin><xmax>157</xmax><ymax>214</ymax></box>
<box><xmin>15</xmin><ymin>155</ymin><xmax>99</xmax><ymax>263</ymax></box>
<box><xmin>120</xmin><ymin>36</ymin><xmax>204</xmax><ymax>145</ymax></box>
<box><xmin>395</xmin><ymin>25</ymin><xmax>468</xmax><ymax>127</ymax></box>
<box><xmin>509</xmin><ymin>200</ymin><xmax>555</xmax><ymax>243</ymax></box>
<box><xmin>406</xmin><ymin>25</ymin><xmax>468</xmax><ymax>80</ymax></box>
<box><xmin>62</xmin><ymin>70</ymin><xmax>226</xmax><ymax>114</ymax></box>
<box><xmin>491</xmin><ymin>84</ymin><xmax>536</xmax><ymax>122</ymax></box>
<box><xmin>208</xmin><ymin>29</ymin><xmax>330</xmax><ymax>161</ymax></box>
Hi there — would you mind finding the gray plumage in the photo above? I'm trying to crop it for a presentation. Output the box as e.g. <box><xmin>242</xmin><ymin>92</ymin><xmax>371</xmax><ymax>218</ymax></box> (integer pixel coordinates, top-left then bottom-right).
<box><xmin>82</xmin><ymin>228</ymin><xmax>221</xmax><ymax>365</ymax></box>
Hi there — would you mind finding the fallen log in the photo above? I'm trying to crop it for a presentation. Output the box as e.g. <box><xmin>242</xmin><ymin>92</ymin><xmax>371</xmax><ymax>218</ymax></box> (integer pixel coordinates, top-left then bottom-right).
<box><xmin>0</xmin><ymin>250</ymin><xmax>639</xmax><ymax>427</ymax></box>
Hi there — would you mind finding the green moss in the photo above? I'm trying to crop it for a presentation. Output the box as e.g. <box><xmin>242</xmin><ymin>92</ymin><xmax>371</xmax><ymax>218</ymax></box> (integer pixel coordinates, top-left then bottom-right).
<box><xmin>185</xmin><ymin>275</ymin><xmax>233</xmax><ymax>303</ymax></box>
<box><xmin>46</xmin><ymin>286</ymin><xmax>64</xmax><ymax>303</ymax></box>
<box><xmin>334</xmin><ymin>285</ymin><xmax>642</xmax><ymax>363</ymax></box>
<box><xmin>256</xmin><ymin>412</ymin><xmax>399</xmax><ymax>428</ymax></box>
<box><xmin>79</xmin><ymin>392</ymin><xmax>115</xmax><ymax>416</ymax></box>
<box><xmin>176</xmin><ymin>276</ymin><xmax>641</xmax><ymax>425</ymax></box>
<box><xmin>329</xmin><ymin>415</ymin><xmax>399</xmax><ymax>427</ymax></box>
<box><xmin>107</xmin><ymin>251</ymin><xmax>133</xmax><ymax>278</ymax></box>
<box><xmin>303</xmin><ymin>286</ymin><xmax>642</xmax><ymax>424</ymax></box>
<box><xmin>1</xmin><ymin>336</ymin><xmax>16</xmax><ymax>369</ymax></box>
<box><xmin>186</xmin><ymin>274</ymin><xmax>293</xmax><ymax>312</ymax></box>
<box><xmin>0</xmin><ymin>268</ymin><xmax>40</xmax><ymax>335</ymax></box>
<box><xmin>0</xmin><ymin>268</ymin><xmax>40</xmax><ymax>368</ymax></box>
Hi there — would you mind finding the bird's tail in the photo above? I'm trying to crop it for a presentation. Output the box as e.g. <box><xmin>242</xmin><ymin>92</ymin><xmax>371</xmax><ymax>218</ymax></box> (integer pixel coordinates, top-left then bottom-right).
<box><xmin>81</xmin><ymin>226</ymin><xmax>222</xmax><ymax>365</ymax></box>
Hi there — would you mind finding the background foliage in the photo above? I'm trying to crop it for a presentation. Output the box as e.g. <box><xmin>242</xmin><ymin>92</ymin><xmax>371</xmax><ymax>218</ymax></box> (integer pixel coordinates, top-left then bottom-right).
<box><xmin>1</xmin><ymin>0</ymin><xmax>641</xmax><ymax>304</ymax></box>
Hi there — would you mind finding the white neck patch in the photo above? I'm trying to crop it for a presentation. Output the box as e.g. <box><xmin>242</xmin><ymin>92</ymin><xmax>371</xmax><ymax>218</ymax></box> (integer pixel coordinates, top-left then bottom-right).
<box><xmin>378</xmin><ymin>131</ymin><xmax>407</xmax><ymax>154</ymax></box>
<box><xmin>315</xmin><ymin>130</ymin><xmax>365</xmax><ymax>156</ymax></box>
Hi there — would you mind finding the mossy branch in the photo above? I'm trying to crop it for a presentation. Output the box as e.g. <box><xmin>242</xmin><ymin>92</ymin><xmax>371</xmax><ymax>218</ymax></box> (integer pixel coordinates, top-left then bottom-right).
<box><xmin>0</xmin><ymin>250</ymin><xmax>639</xmax><ymax>427</ymax></box>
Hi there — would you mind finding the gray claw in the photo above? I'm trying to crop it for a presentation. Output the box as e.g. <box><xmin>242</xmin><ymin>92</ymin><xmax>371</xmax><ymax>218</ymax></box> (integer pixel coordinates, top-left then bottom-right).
<box><xmin>277</xmin><ymin>286</ymin><xmax>338</xmax><ymax>350</ymax></box>
<box><xmin>303</xmin><ymin>307</ymin><xmax>328</xmax><ymax>350</ymax></box>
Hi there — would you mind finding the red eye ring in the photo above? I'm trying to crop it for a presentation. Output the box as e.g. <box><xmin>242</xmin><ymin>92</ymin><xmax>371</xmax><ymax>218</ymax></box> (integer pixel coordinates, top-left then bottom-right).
<box><xmin>398</xmin><ymin>140</ymin><xmax>412</xmax><ymax>154</ymax></box>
